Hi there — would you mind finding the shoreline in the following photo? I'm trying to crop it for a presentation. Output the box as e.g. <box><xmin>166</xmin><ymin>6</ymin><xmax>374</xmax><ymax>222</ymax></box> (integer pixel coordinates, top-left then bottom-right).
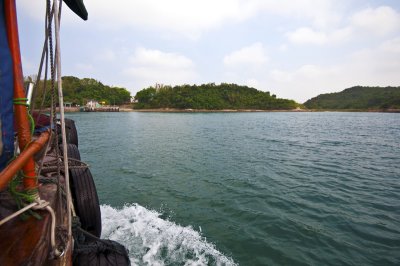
<box><xmin>126</xmin><ymin>108</ymin><xmax>400</xmax><ymax>113</ymax></box>
<box><xmin>45</xmin><ymin>107</ymin><xmax>400</xmax><ymax>113</ymax></box>
<box><xmin>128</xmin><ymin>108</ymin><xmax>304</xmax><ymax>113</ymax></box>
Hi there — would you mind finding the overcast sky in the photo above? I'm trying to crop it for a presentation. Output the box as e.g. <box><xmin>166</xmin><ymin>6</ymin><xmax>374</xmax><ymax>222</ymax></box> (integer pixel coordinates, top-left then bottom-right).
<box><xmin>17</xmin><ymin>0</ymin><xmax>400</xmax><ymax>103</ymax></box>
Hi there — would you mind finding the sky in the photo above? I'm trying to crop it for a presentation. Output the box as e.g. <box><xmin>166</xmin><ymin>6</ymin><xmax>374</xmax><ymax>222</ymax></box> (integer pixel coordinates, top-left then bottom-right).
<box><xmin>17</xmin><ymin>0</ymin><xmax>400</xmax><ymax>103</ymax></box>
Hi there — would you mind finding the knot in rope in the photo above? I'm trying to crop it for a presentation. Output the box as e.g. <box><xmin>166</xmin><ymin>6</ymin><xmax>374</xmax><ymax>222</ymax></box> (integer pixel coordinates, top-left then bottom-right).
<box><xmin>32</xmin><ymin>198</ymin><xmax>50</xmax><ymax>210</ymax></box>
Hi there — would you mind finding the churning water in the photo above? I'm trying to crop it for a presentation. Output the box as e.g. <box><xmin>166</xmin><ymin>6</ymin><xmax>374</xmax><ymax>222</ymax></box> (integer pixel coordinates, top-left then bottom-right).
<box><xmin>67</xmin><ymin>112</ymin><xmax>400</xmax><ymax>265</ymax></box>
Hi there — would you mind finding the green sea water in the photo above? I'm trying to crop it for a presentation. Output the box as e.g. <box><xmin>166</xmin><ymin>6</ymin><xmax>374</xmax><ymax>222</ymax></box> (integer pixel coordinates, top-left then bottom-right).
<box><xmin>67</xmin><ymin>112</ymin><xmax>400</xmax><ymax>265</ymax></box>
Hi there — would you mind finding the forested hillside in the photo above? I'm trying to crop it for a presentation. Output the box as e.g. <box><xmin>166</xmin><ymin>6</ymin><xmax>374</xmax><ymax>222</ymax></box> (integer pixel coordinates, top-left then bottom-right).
<box><xmin>30</xmin><ymin>76</ymin><xmax>131</xmax><ymax>107</ymax></box>
<box><xmin>304</xmin><ymin>86</ymin><xmax>400</xmax><ymax>110</ymax></box>
<box><xmin>134</xmin><ymin>83</ymin><xmax>298</xmax><ymax>110</ymax></box>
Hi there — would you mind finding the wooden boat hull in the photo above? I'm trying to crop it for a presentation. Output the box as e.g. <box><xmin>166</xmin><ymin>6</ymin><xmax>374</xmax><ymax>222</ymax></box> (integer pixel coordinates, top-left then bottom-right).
<box><xmin>0</xmin><ymin>181</ymin><xmax>72</xmax><ymax>265</ymax></box>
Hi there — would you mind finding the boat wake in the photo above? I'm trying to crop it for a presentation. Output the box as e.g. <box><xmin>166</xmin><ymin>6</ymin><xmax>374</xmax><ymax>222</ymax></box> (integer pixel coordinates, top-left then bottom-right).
<box><xmin>100</xmin><ymin>204</ymin><xmax>236</xmax><ymax>266</ymax></box>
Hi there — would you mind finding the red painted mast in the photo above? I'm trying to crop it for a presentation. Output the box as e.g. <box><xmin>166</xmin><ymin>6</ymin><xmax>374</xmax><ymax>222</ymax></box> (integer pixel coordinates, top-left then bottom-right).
<box><xmin>4</xmin><ymin>0</ymin><xmax>38</xmax><ymax>194</ymax></box>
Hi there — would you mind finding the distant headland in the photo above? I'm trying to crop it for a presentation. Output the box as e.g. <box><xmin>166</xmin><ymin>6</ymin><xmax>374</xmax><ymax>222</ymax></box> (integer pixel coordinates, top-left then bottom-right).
<box><xmin>304</xmin><ymin>86</ymin><xmax>400</xmax><ymax>111</ymax></box>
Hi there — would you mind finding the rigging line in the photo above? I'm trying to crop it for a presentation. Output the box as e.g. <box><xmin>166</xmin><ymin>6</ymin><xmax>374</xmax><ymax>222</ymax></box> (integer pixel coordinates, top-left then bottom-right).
<box><xmin>36</xmin><ymin>47</ymin><xmax>51</xmax><ymax>178</ymax></box>
<box><xmin>35</xmin><ymin>1</ymin><xmax>52</xmax><ymax>118</ymax></box>
<box><xmin>30</xmin><ymin>1</ymin><xmax>55</xmax><ymax>113</ymax></box>
<box><xmin>36</xmin><ymin>37</ymin><xmax>50</xmax><ymax>132</ymax></box>
<box><xmin>47</xmin><ymin>0</ymin><xmax>56</xmax><ymax>145</ymax></box>
<box><xmin>55</xmin><ymin>0</ymin><xmax>64</xmax><ymax>226</ymax></box>
<box><xmin>43</xmin><ymin>0</ymin><xmax>63</xmax><ymax>229</ymax></box>
<box><xmin>46</xmin><ymin>0</ymin><xmax>66</xmax><ymax>240</ymax></box>
<box><xmin>47</xmin><ymin>0</ymin><xmax>61</xmax><ymax>199</ymax></box>
<box><xmin>53</xmin><ymin>0</ymin><xmax>73</xmax><ymax>238</ymax></box>
<box><xmin>31</xmin><ymin>0</ymin><xmax>62</xmax><ymax>112</ymax></box>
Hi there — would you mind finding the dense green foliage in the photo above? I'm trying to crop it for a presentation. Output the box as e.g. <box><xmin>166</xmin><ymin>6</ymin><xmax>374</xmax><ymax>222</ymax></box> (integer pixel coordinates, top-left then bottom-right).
<box><xmin>31</xmin><ymin>76</ymin><xmax>131</xmax><ymax>107</ymax></box>
<box><xmin>134</xmin><ymin>83</ymin><xmax>298</xmax><ymax>110</ymax></box>
<box><xmin>304</xmin><ymin>86</ymin><xmax>400</xmax><ymax>110</ymax></box>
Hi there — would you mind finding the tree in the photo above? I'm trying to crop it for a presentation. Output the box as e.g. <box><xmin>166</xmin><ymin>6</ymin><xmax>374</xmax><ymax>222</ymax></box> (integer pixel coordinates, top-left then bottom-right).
<box><xmin>31</xmin><ymin>76</ymin><xmax>132</xmax><ymax>108</ymax></box>
<box><xmin>134</xmin><ymin>83</ymin><xmax>298</xmax><ymax>110</ymax></box>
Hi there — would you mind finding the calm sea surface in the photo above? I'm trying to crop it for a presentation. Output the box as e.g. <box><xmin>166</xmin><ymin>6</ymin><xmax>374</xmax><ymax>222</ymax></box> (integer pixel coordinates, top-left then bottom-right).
<box><xmin>66</xmin><ymin>112</ymin><xmax>400</xmax><ymax>266</ymax></box>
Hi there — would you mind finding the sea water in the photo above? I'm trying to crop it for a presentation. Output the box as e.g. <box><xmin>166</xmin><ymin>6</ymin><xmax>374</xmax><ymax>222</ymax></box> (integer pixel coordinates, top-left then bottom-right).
<box><xmin>66</xmin><ymin>112</ymin><xmax>400</xmax><ymax>266</ymax></box>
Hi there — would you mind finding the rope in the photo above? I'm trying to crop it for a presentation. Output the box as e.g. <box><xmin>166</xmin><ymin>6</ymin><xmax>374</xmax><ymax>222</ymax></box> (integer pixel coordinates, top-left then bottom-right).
<box><xmin>9</xmin><ymin>179</ymin><xmax>38</xmax><ymax>203</ymax></box>
<box><xmin>47</xmin><ymin>0</ymin><xmax>57</xmax><ymax>148</ymax></box>
<box><xmin>53</xmin><ymin>0</ymin><xmax>73</xmax><ymax>239</ymax></box>
<box><xmin>40</xmin><ymin>155</ymin><xmax>89</xmax><ymax>172</ymax></box>
<box><xmin>0</xmin><ymin>202</ymin><xmax>37</xmax><ymax>226</ymax></box>
<box><xmin>0</xmin><ymin>197</ymin><xmax>63</xmax><ymax>257</ymax></box>
<box><xmin>30</xmin><ymin>0</ymin><xmax>54</xmax><ymax>112</ymax></box>
<box><xmin>8</xmin><ymin>171</ymin><xmax>41</xmax><ymax>220</ymax></box>
<box><xmin>47</xmin><ymin>0</ymin><xmax>65</xmax><ymax>229</ymax></box>
<box><xmin>13</xmin><ymin>98</ymin><xmax>35</xmax><ymax>134</ymax></box>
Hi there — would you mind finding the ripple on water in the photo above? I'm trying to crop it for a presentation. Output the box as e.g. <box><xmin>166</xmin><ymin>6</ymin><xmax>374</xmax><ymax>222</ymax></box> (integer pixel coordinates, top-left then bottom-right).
<box><xmin>67</xmin><ymin>112</ymin><xmax>400</xmax><ymax>266</ymax></box>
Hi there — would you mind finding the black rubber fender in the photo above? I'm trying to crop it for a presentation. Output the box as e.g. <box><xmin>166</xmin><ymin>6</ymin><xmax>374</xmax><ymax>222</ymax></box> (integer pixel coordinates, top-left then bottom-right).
<box><xmin>64</xmin><ymin>144</ymin><xmax>102</xmax><ymax>237</ymax></box>
<box><xmin>65</xmin><ymin>118</ymin><xmax>78</xmax><ymax>147</ymax></box>
<box><xmin>73</xmin><ymin>239</ymin><xmax>130</xmax><ymax>266</ymax></box>
<box><xmin>62</xmin><ymin>143</ymin><xmax>81</xmax><ymax>161</ymax></box>
<box><xmin>70</xmin><ymin>167</ymin><xmax>102</xmax><ymax>238</ymax></box>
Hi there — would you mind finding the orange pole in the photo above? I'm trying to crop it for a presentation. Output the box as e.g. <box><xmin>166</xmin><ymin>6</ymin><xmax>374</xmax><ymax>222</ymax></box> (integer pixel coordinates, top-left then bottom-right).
<box><xmin>4</xmin><ymin>0</ymin><xmax>38</xmax><ymax>191</ymax></box>
<box><xmin>0</xmin><ymin>131</ymin><xmax>50</xmax><ymax>191</ymax></box>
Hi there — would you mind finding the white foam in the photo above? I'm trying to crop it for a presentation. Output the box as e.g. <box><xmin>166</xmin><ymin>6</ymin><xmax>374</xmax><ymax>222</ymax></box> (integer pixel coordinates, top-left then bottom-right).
<box><xmin>101</xmin><ymin>204</ymin><xmax>237</xmax><ymax>266</ymax></box>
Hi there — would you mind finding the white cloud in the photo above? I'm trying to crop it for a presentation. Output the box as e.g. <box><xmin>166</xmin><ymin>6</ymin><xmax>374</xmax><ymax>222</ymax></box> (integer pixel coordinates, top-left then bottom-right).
<box><xmin>224</xmin><ymin>43</ymin><xmax>267</xmax><ymax>68</ymax></box>
<box><xmin>123</xmin><ymin>48</ymin><xmax>197</xmax><ymax>89</ymax></box>
<box><xmin>350</xmin><ymin>37</ymin><xmax>400</xmax><ymax>78</ymax></box>
<box><xmin>287</xmin><ymin>6</ymin><xmax>400</xmax><ymax>45</ymax></box>
<box><xmin>18</xmin><ymin>0</ymin><xmax>343</xmax><ymax>38</ymax></box>
<box><xmin>287</xmin><ymin>26</ymin><xmax>352</xmax><ymax>45</ymax></box>
<box><xmin>379</xmin><ymin>37</ymin><xmax>400</xmax><ymax>53</ymax></box>
<box><xmin>244</xmin><ymin>78</ymin><xmax>261</xmax><ymax>89</ymax></box>
<box><xmin>75</xmin><ymin>63</ymin><xmax>94</xmax><ymax>75</ymax></box>
<box><xmin>286</xmin><ymin>28</ymin><xmax>328</xmax><ymax>45</ymax></box>
<box><xmin>82</xmin><ymin>0</ymin><xmax>256</xmax><ymax>39</ymax></box>
<box><xmin>254</xmin><ymin>0</ymin><xmax>341</xmax><ymax>29</ymax></box>
<box><xmin>268</xmin><ymin>36</ymin><xmax>400</xmax><ymax>102</ymax></box>
<box><xmin>222</xmin><ymin>43</ymin><xmax>268</xmax><ymax>88</ymax></box>
<box><xmin>279</xmin><ymin>44</ymin><xmax>288</xmax><ymax>52</ymax></box>
<box><xmin>129</xmin><ymin>48</ymin><xmax>194</xmax><ymax>69</ymax></box>
<box><xmin>351</xmin><ymin>6</ymin><xmax>400</xmax><ymax>36</ymax></box>
<box><xmin>97</xmin><ymin>50</ymin><xmax>116</xmax><ymax>62</ymax></box>
<box><xmin>85</xmin><ymin>0</ymin><xmax>347</xmax><ymax>38</ymax></box>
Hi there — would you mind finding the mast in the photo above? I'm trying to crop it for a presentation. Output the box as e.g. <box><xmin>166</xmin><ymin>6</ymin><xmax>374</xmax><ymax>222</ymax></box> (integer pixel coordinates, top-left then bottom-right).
<box><xmin>4</xmin><ymin>0</ymin><xmax>38</xmax><ymax>196</ymax></box>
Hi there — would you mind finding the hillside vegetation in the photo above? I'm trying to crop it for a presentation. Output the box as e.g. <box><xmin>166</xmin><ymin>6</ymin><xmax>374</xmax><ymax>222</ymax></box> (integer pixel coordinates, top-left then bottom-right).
<box><xmin>31</xmin><ymin>76</ymin><xmax>131</xmax><ymax>107</ymax></box>
<box><xmin>304</xmin><ymin>86</ymin><xmax>400</xmax><ymax>110</ymax></box>
<box><xmin>134</xmin><ymin>83</ymin><xmax>298</xmax><ymax>110</ymax></box>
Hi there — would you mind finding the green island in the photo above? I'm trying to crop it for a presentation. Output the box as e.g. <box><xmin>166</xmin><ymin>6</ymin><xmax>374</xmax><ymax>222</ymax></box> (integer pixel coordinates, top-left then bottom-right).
<box><xmin>30</xmin><ymin>76</ymin><xmax>131</xmax><ymax>107</ymax></box>
<box><xmin>134</xmin><ymin>83</ymin><xmax>298</xmax><ymax>110</ymax></box>
<box><xmin>304</xmin><ymin>86</ymin><xmax>400</xmax><ymax>111</ymax></box>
